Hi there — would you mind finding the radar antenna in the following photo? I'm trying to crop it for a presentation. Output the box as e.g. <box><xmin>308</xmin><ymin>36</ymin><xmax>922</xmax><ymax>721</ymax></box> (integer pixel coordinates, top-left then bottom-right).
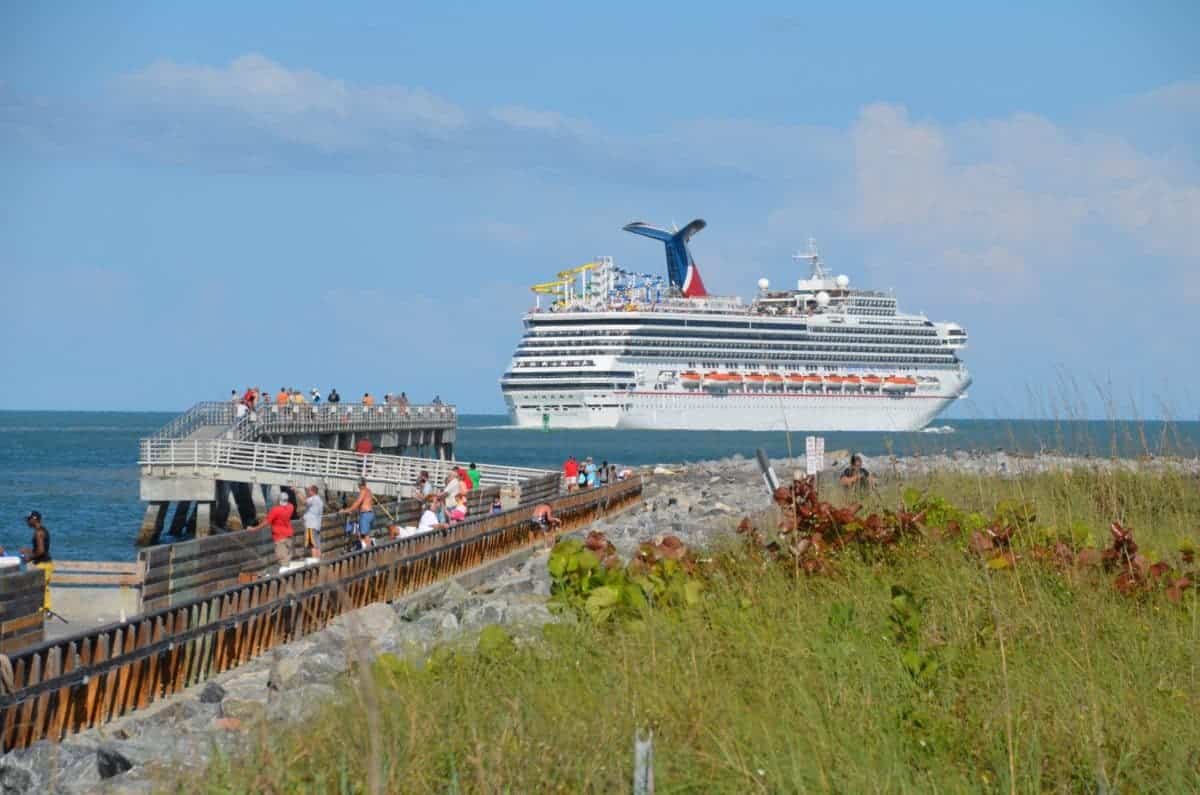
<box><xmin>792</xmin><ymin>237</ymin><xmax>829</xmax><ymax>280</ymax></box>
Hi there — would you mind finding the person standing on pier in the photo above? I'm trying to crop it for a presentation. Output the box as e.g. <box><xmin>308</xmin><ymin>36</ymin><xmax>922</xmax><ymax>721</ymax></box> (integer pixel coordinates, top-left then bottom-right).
<box><xmin>362</xmin><ymin>392</ymin><xmax>375</xmax><ymax>406</ymax></box>
<box><xmin>250</xmin><ymin>493</ymin><xmax>295</xmax><ymax>567</ymax></box>
<box><xmin>341</xmin><ymin>479</ymin><xmax>375</xmax><ymax>543</ymax></box>
<box><xmin>242</xmin><ymin>386</ymin><xmax>257</xmax><ymax>411</ymax></box>
<box><xmin>276</xmin><ymin>387</ymin><xmax>289</xmax><ymax>406</ymax></box>
<box><xmin>302</xmin><ymin>485</ymin><xmax>323</xmax><ymax>559</ymax></box>
<box><xmin>22</xmin><ymin>511</ymin><xmax>53</xmax><ymax>611</ymax></box>
<box><xmin>563</xmin><ymin>456</ymin><xmax>579</xmax><ymax>491</ymax></box>
<box><xmin>467</xmin><ymin>463</ymin><xmax>481</xmax><ymax>490</ymax></box>
<box><xmin>328</xmin><ymin>388</ymin><xmax>341</xmax><ymax>404</ymax></box>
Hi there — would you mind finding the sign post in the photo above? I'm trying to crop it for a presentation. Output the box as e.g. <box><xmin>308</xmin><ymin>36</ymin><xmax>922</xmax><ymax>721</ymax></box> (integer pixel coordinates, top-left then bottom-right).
<box><xmin>805</xmin><ymin>435</ymin><xmax>825</xmax><ymax>477</ymax></box>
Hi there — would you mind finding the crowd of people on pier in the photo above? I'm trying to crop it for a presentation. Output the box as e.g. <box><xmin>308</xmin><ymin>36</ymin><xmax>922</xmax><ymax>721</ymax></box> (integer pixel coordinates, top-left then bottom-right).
<box><xmin>561</xmin><ymin>454</ymin><xmax>629</xmax><ymax>491</ymax></box>
<box><xmin>229</xmin><ymin>386</ymin><xmax>445</xmax><ymax>417</ymax></box>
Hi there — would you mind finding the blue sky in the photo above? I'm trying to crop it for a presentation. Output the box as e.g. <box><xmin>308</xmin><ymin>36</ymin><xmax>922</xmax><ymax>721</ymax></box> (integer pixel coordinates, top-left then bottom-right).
<box><xmin>2</xmin><ymin>2</ymin><xmax>1197</xmax><ymax>418</ymax></box>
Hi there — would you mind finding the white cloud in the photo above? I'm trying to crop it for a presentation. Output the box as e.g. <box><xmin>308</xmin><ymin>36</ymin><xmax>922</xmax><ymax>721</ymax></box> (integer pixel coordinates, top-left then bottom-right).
<box><xmin>117</xmin><ymin>54</ymin><xmax>466</xmax><ymax>154</ymax></box>
<box><xmin>849</xmin><ymin>100</ymin><xmax>1200</xmax><ymax>302</ymax></box>
<box><xmin>489</xmin><ymin>105</ymin><xmax>591</xmax><ymax>136</ymax></box>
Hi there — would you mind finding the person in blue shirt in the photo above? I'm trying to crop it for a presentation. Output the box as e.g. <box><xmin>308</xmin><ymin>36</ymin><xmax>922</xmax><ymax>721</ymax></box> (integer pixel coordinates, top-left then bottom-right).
<box><xmin>585</xmin><ymin>458</ymin><xmax>598</xmax><ymax>488</ymax></box>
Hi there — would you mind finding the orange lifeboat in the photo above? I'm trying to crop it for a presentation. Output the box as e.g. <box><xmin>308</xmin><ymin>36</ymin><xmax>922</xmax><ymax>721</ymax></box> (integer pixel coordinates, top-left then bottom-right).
<box><xmin>862</xmin><ymin>375</ymin><xmax>882</xmax><ymax>391</ymax></box>
<box><xmin>764</xmin><ymin>373</ymin><xmax>785</xmax><ymax>391</ymax></box>
<box><xmin>842</xmin><ymin>375</ymin><xmax>862</xmax><ymax>391</ymax></box>
<box><xmin>702</xmin><ymin>371</ymin><xmax>726</xmax><ymax>389</ymax></box>
<box><xmin>884</xmin><ymin>375</ymin><xmax>918</xmax><ymax>393</ymax></box>
<box><xmin>824</xmin><ymin>374</ymin><xmax>843</xmax><ymax>391</ymax></box>
<box><xmin>725</xmin><ymin>372</ymin><xmax>744</xmax><ymax>391</ymax></box>
<box><xmin>785</xmin><ymin>373</ymin><xmax>806</xmax><ymax>391</ymax></box>
<box><xmin>680</xmin><ymin>370</ymin><xmax>702</xmax><ymax>389</ymax></box>
<box><xmin>744</xmin><ymin>373</ymin><xmax>765</xmax><ymax>390</ymax></box>
<box><xmin>802</xmin><ymin>374</ymin><xmax>823</xmax><ymax>391</ymax></box>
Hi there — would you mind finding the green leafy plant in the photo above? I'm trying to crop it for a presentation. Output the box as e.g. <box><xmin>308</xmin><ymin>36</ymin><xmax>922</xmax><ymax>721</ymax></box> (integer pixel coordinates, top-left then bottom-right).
<box><xmin>548</xmin><ymin>531</ymin><xmax>705</xmax><ymax>624</ymax></box>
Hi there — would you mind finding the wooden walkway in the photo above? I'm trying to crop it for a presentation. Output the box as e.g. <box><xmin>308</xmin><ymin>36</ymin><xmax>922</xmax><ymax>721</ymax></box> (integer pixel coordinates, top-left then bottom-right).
<box><xmin>0</xmin><ymin>478</ymin><xmax>642</xmax><ymax>752</ymax></box>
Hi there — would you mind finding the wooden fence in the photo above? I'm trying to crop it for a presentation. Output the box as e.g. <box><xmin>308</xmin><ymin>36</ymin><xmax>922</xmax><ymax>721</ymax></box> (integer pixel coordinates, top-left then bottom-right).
<box><xmin>139</xmin><ymin>476</ymin><xmax>554</xmax><ymax>612</ymax></box>
<box><xmin>0</xmin><ymin>477</ymin><xmax>642</xmax><ymax>751</ymax></box>
<box><xmin>0</xmin><ymin>571</ymin><xmax>45</xmax><ymax>654</ymax></box>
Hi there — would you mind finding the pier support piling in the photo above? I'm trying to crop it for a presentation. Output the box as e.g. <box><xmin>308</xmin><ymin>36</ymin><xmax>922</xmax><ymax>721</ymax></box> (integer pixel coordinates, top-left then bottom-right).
<box><xmin>135</xmin><ymin>501</ymin><xmax>169</xmax><ymax>546</ymax></box>
<box><xmin>195</xmin><ymin>502</ymin><xmax>212</xmax><ymax>538</ymax></box>
<box><xmin>167</xmin><ymin>501</ymin><xmax>192</xmax><ymax>537</ymax></box>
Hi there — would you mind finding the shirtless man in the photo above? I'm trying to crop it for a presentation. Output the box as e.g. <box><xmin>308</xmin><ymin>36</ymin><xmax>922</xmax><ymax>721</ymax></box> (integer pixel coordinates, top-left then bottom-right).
<box><xmin>341</xmin><ymin>480</ymin><xmax>376</xmax><ymax>541</ymax></box>
<box><xmin>532</xmin><ymin>503</ymin><xmax>562</xmax><ymax>532</ymax></box>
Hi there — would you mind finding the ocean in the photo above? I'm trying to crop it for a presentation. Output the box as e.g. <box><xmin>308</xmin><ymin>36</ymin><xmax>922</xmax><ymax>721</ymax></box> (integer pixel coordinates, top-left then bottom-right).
<box><xmin>1</xmin><ymin>411</ymin><xmax>1197</xmax><ymax>562</ymax></box>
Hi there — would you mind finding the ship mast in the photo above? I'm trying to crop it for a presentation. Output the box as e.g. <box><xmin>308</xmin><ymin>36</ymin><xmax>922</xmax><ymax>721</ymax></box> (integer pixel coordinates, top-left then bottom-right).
<box><xmin>792</xmin><ymin>237</ymin><xmax>828</xmax><ymax>280</ymax></box>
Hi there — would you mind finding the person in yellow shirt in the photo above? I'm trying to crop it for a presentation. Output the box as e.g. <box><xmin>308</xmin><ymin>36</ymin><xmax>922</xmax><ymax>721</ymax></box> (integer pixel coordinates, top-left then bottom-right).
<box><xmin>290</xmin><ymin>389</ymin><xmax>306</xmax><ymax>404</ymax></box>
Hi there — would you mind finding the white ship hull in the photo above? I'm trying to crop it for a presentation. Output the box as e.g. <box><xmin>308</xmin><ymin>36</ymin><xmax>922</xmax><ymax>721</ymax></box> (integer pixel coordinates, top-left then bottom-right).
<box><xmin>505</xmin><ymin>383</ymin><xmax>967</xmax><ymax>432</ymax></box>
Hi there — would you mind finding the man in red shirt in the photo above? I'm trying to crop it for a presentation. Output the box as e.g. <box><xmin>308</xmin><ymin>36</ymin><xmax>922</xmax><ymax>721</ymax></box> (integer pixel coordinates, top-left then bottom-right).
<box><xmin>251</xmin><ymin>492</ymin><xmax>295</xmax><ymax>567</ymax></box>
<box><xmin>242</xmin><ymin>386</ymin><xmax>257</xmax><ymax>411</ymax></box>
<box><xmin>563</xmin><ymin>456</ymin><xmax>579</xmax><ymax>492</ymax></box>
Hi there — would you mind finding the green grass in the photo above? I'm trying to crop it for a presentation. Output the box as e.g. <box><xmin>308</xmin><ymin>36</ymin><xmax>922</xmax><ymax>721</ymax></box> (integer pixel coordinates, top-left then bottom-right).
<box><xmin>191</xmin><ymin>470</ymin><xmax>1199</xmax><ymax>794</ymax></box>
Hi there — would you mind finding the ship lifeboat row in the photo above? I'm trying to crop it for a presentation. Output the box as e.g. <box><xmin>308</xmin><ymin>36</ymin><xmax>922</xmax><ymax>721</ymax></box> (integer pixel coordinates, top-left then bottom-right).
<box><xmin>680</xmin><ymin>372</ymin><xmax>919</xmax><ymax>393</ymax></box>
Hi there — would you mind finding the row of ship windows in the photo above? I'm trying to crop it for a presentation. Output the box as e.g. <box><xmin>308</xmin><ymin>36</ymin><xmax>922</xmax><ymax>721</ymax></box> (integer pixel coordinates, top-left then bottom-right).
<box><xmin>517</xmin><ymin>344</ymin><xmax>953</xmax><ymax>358</ymax></box>
<box><xmin>520</xmin><ymin>337</ymin><xmax>945</xmax><ymax>350</ymax></box>
<box><xmin>513</xmin><ymin>351</ymin><xmax>957</xmax><ymax>366</ymax></box>
<box><xmin>527</xmin><ymin>326</ymin><xmax>938</xmax><ymax>340</ymax></box>
<box><xmin>809</xmin><ymin>327</ymin><xmax>938</xmax><ymax>337</ymax></box>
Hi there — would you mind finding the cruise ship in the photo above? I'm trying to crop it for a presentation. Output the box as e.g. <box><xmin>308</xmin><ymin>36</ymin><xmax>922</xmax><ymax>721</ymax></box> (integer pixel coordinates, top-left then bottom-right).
<box><xmin>501</xmin><ymin>219</ymin><xmax>971</xmax><ymax>431</ymax></box>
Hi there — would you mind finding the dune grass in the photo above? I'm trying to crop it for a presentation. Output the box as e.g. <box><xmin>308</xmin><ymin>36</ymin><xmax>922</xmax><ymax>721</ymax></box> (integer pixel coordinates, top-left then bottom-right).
<box><xmin>190</xmin><ymin>468</ymin><xmax>1199</xmax><ymax>794</ymax></box>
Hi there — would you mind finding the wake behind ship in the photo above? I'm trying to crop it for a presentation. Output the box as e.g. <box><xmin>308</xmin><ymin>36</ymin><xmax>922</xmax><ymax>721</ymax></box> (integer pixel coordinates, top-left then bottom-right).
<box><xmin>501</xmin><ymin>220</ymin><xmax>971</xmax><ymax>431</ymax></box>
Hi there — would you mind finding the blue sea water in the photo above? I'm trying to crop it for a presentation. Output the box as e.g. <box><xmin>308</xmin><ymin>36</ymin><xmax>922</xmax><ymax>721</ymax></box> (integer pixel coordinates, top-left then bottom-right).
<box><xmin>1</xmin><ymin>411</ymin><xmax>1197</xmax><ymax>562</ymax></box>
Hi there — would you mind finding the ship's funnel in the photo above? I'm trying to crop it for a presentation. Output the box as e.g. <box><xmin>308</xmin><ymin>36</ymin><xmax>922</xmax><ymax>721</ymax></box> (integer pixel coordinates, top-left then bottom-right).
<box><xmin>622</xmin><ymin>219</ymin><xmax>708</xmax><ymax>297</ymax></box>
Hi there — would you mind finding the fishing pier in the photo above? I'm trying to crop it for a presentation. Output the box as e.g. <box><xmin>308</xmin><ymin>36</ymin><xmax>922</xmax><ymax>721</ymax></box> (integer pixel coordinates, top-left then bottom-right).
<box><xmin>138</xmin><ymin>400</ymin><xmax>458</xmax><ymax>542</ymax></box>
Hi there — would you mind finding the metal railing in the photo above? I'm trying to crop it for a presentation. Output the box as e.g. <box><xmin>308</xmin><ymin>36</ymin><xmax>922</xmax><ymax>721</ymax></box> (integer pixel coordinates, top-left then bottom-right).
<box><xmin>150</xmin><ymin>402</ymin><xmax>239</xmax><ymax>440</ymax></box>
<box><xmin>139</xmin><ymin>437</ymin><xmax>553</xmax><ymax>490</ymax></box>
<box><xmin>152</xmin><ymin>401</ymin><xmax>457</xmax><ymax>443</ymax></box>
<box><xmin>229</xmin><ymin>402</ymin><xmax>457</xmax><ymax>441</ymax></box>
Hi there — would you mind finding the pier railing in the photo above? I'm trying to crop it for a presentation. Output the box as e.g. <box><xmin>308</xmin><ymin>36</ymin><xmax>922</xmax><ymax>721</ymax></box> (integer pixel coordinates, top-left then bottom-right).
<box><xmin>139</xmin><ymin>438</ymin><xmax>551</xmax><ymax>493</ymax></box>
<box><xmin>150</xmin><ymin>402</ymin><xmax>238</xmax><ymax>440</ymax></box>
<box><xmin>0</xmin><ymin>477</ymin><xmax>642</xmax><ymax>751</ymax></box>
<box><xmin>151</xmin><ymin>401</ymin><xmax>457</xmax><ymax>443</ymax></box>
<box><xmin>229</xmin><ymin>402</ymin><xmax>457</xmax><ymax>441</ymax></box>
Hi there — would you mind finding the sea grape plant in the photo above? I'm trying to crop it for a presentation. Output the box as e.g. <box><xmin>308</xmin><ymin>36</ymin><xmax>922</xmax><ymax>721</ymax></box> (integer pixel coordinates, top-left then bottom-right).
<box><xmin>547</xmin><ymin>531</ymin><xmax>704</xmax><ymax>624</ymax></box>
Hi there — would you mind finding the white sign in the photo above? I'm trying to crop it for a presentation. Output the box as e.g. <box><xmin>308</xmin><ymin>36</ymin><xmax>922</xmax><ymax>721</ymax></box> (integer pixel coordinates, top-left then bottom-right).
<box><xmin>805</xmin><ymin>435</ymin><xmax>825</xmax><ymax>476</ymax></box>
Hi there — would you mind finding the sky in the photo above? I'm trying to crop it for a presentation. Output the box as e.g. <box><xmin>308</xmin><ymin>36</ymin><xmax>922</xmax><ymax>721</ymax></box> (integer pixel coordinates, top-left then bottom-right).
<box><xmin>1</xmin><ymin>1</ymin><xmax>1197</xmax><ymax>419</ymax></box>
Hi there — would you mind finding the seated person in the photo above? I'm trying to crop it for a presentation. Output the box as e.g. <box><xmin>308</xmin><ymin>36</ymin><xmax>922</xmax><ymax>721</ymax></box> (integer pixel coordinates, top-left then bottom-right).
<box><xmin>448</xmin><ymin>493</ymin><xmax>468</xmax><ymax>524</ymax></box>
<box><xmin>418</xmin><ymin>497</ymin><xmax>448</xmax><ymax>533</ymax></box>
<box><xmin>839</xmin><ymin>454</ymin><xmax>876</xmax><ymax>492</ymax></box>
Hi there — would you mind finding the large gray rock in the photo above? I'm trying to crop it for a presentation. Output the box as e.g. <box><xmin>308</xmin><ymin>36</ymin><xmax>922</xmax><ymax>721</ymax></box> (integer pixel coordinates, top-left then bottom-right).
<box><xmin>461</xmin><ymin>600</ymin><xmax>507</xmax><ymax>629</ymax></box>
<box><xmin>265</xmin><ymin>682</ymin><xmax>338</xmax><ymax>724</ymax></box>
<box><xmin>0</xmin><ymin>740</ymin><xmax>102</xmax><ymax>794</ymax></box>
<box><xmin>218</xmin><ymin>668</ymin><xmax>270</xmax><ymax>724</ymax></box>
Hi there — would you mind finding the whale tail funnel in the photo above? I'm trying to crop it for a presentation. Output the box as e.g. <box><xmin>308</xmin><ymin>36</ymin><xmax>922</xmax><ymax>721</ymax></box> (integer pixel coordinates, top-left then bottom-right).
<box><xmin>622</xmin><ymin>219</ymin><xmax>708</xmax><ymax>297</ymax></box>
